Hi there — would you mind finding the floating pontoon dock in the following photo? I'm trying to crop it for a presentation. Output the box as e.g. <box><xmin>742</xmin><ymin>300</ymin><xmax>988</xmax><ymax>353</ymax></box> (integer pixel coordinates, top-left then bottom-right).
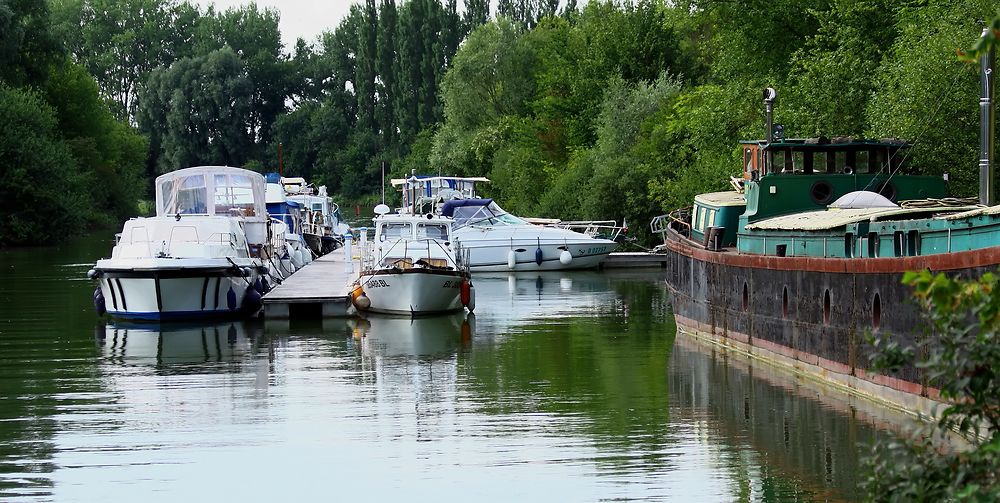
<box><xmin>600</xmin><ymin>252</ymin><xmax>668</xmax><ymax>269</ymax></box>
<box><xmin>262</xmin><ymin>252</ymin><xmax>358</xmax><ymax>318</ymax></box>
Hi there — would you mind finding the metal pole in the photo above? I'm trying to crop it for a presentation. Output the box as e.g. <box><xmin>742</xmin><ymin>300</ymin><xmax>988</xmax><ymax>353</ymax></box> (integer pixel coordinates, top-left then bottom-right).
<box><xmin>980</xmin><ymin>28</ymin><xmax>996</xmax><ymax>206</ymax></box>
<box><xmin>763</xmin><ymin>87</ymin><xmax>777</xmax><ymax>175</ymax></box>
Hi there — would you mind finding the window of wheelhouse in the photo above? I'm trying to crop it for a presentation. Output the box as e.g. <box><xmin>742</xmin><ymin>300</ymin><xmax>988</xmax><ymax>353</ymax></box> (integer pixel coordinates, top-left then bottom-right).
<box><xmin>380</xmin><ymin>222</ymin><xmax>412</xmax><ymax>240</ymax></box>
<box><xmin>417</xmin><ymin>223</ymin><xmax>448</xmax><ymax>240</ymax></box>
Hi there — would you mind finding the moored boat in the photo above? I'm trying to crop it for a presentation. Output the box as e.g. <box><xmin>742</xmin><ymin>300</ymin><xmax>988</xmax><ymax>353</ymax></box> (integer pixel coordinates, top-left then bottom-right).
<box><xmin>653</xmin><ymin>36</ymin><xmax>1000</xmax><ymax>413</ymax></box>
<box><xmin>349</xmin><ymin>205</ymin><xmax>474</xmax><ymax>315</ymax></box>
<box><xmin>283</xmin><ymin>176</ymin><xmax>347</xmax><ymax>256</ymax></box>
<box><xmin>393</xmin><ymin>176</ymin><xmax>622</xmax><ymax>271</ymax></box>
<box><xmin>90</xmin><ymin>166</ymin><xmax>271</xmax><ymax>321</ymax></box>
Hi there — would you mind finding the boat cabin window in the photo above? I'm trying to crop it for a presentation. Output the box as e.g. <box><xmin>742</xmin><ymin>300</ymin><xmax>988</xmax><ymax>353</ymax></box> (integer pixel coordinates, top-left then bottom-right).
<box><xmin>172</xmin><ymin>175</ymin><xmax>208</xmax><ymax>214</ymax></box>
<box><xmin>380</xmin><ymin>223</ymin><xmax>412</xmax><ymax>240</ymax></box>
<box><xmin>214</xmin><ymin>174</ymin><xmax>256</xmax><ymax>216</ymax></box>
<box><xmin>417</xmin><ymin>223</ymin><xmax>448</xmax><ymax>240</ymax></box>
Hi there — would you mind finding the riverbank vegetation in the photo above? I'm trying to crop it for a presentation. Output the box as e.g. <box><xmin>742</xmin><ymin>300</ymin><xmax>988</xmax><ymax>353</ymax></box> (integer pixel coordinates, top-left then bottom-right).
<box><xmin>1</xmin><ymin>0</ymin><xmax>996</xmax><ymax>246</ymax></box>
<box><xmin>864</xmin><ymin>270</ymin><xmax>1000</xmax><ymax>501</ymax></box>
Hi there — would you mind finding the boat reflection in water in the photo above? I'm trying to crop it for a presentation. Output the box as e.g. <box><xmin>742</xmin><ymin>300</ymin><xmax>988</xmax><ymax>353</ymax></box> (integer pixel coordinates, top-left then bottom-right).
<box><xmin>96</xmin><ymin>320</ymin><xmax>264</xmax><ymax>366</ymax></box>
<box><xmin>347</xmin><ymin>311</ymin><xmax>473</xmax><ymax>358</ymax></box>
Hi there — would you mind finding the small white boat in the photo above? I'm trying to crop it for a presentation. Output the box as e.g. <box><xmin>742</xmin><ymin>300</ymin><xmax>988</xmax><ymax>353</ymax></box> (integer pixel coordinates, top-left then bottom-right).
<box><xmin>90</xmin><ymin>166</ymin><xmax>272</xmax><ymax>321</ymax></box>
<box><xmin>349</xmin><ymin>206</ymin><xmax>474</xmax><ymax>315</ymax></box>
<box><xmin>392</xmin><ymin>176</ymin><xmax>621</xmax><ymax>271</ymax></box>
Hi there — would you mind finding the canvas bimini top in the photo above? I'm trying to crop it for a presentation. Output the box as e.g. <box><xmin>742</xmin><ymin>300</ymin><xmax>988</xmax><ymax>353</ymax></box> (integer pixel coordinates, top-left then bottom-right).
<box><xmin>155</xmin><ymin>166</ymin><xmax>266</xmax><ymax>218</ymax></box>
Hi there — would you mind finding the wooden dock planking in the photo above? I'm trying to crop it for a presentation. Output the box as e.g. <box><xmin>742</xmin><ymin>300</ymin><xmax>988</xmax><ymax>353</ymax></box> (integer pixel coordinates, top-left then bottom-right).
<box><xmin>262</xmin><ymin>251</ymin><xmax>359</xmax><ymax>318</ymax></box>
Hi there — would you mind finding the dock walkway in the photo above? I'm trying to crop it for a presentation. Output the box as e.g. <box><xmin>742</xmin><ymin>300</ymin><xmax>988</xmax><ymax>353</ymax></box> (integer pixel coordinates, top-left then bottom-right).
<box><xmin>262</xmin><ymin>252</ymin><xmax>358</xmax><ymax>318</ymax></box>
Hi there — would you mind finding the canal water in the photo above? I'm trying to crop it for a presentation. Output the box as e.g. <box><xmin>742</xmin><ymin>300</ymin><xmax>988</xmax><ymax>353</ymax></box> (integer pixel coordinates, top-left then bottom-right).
<box><xmin>0</xmin><ymin>233</ymin><xmax>923</xmax><ymax>502</ymax></box>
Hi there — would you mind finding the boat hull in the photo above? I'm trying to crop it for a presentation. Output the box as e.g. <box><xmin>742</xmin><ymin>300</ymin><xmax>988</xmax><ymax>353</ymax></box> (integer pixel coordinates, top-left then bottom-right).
<box><xmin>662</xmin><ymin>227</ymin><xmax>1000</xmax><ymax>414</ymax></box>
<box><xmin>454</xmin><ymin>232</ymin><xmax>618</xmax><ymax>271</ymax></box>
<box><xmin>95</xmin><ymin>259</ymin><xmax>262</xmax><ymax>321</ymax></box>
<box><xmin>357</xmin><ymin>269</ymin><xmax>469</xmax><ymax>315</ymax></box>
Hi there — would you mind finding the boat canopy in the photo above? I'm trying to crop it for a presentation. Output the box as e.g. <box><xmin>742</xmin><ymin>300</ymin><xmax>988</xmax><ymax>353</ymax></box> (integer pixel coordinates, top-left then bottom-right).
<box><xmin>444</xmin><ymin>199</ymin><xmax>529</xmax><ymax>228</ymax></box>
<box><xmin>441</xmin><ymin>198</ymin><xmax>494</xmax><ymax>217</ymax></box>
<box><xmin>155</xmin><ymin>166</ymin><xmax>265</xmax><ymax>218</ymax></box>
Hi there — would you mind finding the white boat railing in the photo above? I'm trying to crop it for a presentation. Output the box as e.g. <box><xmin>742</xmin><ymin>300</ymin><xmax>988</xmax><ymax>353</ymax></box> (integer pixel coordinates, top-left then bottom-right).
<box><xmin>541</xmin><ymin>220</ymin><xmax>626</xmax><ymax>241</ymax></box>
<box><xmin>360</xmin><ymin>236</ymin><xmax>468</xmax><ymax>274</ymax></box>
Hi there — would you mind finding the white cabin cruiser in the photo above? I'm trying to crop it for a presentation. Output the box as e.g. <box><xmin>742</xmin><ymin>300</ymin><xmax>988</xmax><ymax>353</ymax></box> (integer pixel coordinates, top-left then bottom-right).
<box><xmin>90</xmin><ymin>166</ymin><xmax>271</xmax><ymax>321</ymax></box>
<box><xmin>393</xmin><ymin>176</ymin><xmax>620</xmax><ymax>271</ymax></box>
<box><xmin>349</xmin><ymin>206</ymin><xmax>474</xmax><ymax>315</ymax></box>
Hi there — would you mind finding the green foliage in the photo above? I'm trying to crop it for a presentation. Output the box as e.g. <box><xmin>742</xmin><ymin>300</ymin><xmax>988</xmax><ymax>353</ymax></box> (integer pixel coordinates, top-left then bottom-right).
<box><xmin>0</xmin><ymin>84</ymin><xmax>87</xmax><ymax>245</ymax></box>
<box><xmin>863</xmin><ymin>270</ymin><xmax>1000</xmax><ymax>501</ymax></box>
<box><xmin>864</xmin><ymin>1</ymin><xmax>994</xmax><ymax>197</ymax></box>
<box><xmin>139</xmin><ymin>47</ymin><xmax>254</xmax><ymax>172</ymax></box>
<box><xmin>43</xmin><ymin>61</ymin><xmax>147</xmax><ymax>224</ymax></box>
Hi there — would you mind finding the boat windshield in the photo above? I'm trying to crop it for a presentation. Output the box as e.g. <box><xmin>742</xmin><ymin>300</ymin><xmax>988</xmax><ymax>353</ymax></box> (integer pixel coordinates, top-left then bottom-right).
<box><xmin>451</xmin><ymin>201</ymin><xmax>528</xmax><ymax>228</ymax></box>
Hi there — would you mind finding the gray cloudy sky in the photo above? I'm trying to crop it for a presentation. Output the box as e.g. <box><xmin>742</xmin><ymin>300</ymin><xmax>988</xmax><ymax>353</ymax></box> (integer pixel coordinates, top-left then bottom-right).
<box><xmin>194</xmin><ymin>0</ymin><xmax>355</xmax><ymax>48</ymax></box>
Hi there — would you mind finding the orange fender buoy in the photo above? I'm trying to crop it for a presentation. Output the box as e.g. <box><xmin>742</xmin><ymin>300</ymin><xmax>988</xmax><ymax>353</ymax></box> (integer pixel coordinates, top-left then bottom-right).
<box><xmin>460</xmin><ymin>279</ymin><xmax>471</xmax><ymax>306</ymax></box>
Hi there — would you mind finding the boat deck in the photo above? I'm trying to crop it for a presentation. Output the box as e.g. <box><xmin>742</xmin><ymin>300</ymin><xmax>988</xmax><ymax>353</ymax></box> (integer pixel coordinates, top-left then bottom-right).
<box><xmin>262</xmin><ymin>251</ymin><xmax>359</xmax><ymax>318</ymax></box>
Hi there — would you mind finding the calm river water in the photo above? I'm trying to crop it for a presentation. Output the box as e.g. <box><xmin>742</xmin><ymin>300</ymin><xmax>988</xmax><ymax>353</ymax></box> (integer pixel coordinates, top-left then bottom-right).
<box><xmin>0</xmin><ymin>233</ymin><xmax>923</xmax><ymax>502</ymax></box>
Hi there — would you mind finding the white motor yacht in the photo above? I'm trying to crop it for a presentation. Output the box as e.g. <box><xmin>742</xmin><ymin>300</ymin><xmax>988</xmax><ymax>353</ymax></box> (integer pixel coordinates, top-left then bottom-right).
<box><xmin>90</xmin><ymin>166</ymin><xmax>271</xmax><ymax>321</ymax></box>
<box><xmin>349</xmin><ymin>205</ymin><xmax>474</xmax><ymax>315</ymax></box>
<box><xmin>393</xmin><ymin>176</ymin><xmax>621</xmax><ymax>271</ymax></box>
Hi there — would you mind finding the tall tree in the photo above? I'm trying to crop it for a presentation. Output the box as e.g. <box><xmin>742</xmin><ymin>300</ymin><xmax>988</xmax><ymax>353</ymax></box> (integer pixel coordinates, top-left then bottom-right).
<box><xmin>51</xmin><ymin>0</ymin><xmax>197</xmax><ymax>123</ymax></box>
<box><xmin>139</xmin><ymin>48</ymin><xmax>254</xmax><ymax>172</ymax></box>
<box><xmin>463</xmin><ymin>0</ymin><xmax>489</xmax><ymax>32</ymax></box>
<box><xmin>0</xmin><ymin>0</ymin><xmax>62</xmax><ymax>87</ymax></box>
<box><xmin>198</xmin><ymin>4</ymin><xmax>288</xmax><ymax>148</ymax></box>
<box><xmin>356</xmin><ymin>1</ymin><xmax>379</xmax><ymax>134</ymax></box>
<box><xmin>376</xmin><ymin>0</ymin><xmax>398</xmax><ymax>143</ymax></box>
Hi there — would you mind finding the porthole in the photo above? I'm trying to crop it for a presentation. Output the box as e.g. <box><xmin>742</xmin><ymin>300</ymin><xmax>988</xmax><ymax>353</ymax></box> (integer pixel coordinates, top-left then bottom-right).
<box><xmin>782</xmin><ymin>286</ymin><xmax>789</xmax><ymax>319</ymax></box>
<box><xmin>823</xmin><ymin>289</ymin><xmax>831</xmax><ymax>325</ymax></box>
<box><xmin>872</xmin><ymin>293</ymin><xmax>881</xmax><ymax>330</ymax></box>
<box><xmin>810</xmin><ymin>181</ymin><xmax>835</xmax><ymax>205</ymax></box>
<box><xmin>742</xmin><ymin>281</ymin><xmax>749</xmax><ymax>312</ymax></box>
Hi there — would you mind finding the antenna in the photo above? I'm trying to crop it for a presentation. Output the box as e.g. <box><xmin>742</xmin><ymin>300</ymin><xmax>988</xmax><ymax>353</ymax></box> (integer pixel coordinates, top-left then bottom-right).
<box><xmin>381</xmin><ymin>161</ymin><xmax>386</xmax><ymax>205</ymax></box>
<box><xmin>278</xmin><ymin>142</ymin><xmax>284</xmax><ymax>176</ymax></box>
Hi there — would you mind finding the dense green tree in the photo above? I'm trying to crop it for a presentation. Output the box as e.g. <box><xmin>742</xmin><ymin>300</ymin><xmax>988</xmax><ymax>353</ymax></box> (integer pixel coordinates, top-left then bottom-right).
<box><xmin>0</xmin><ymin>84</ymin><xmax>87</xmax><ymax>245</ymax></box>
<box><xmin>463</xmin><ymin>0</ymin><xmax>489</xmax><ymax>32</ymax></box>
<box><xmin>139</xmin><ymin>47</ymin><xmax>253</xmax><ymax>172</ymax></box>
<box><xmin>865</xmin><ymin>1</ymin><xmax>994</xmax><ymax>198</ymax></box>
<box><xmin>43</xmin><ymin>62</ymin><xmax>148</xmax><ymax>223</ymax></box>
<box><xmin>376</xmin><ymin>0</ymin><xmax>398</xmax><ymax>144</ymax></box>
<box><xmin>51</xmin><ymin>0</ymin><xmax>199</xmax><ymax>122</ymax></box>
<box><xmin>197</xmin><ymin>3</ymin><xmax>288</xmax><ymax>149</ymax></box>
<box><xmin>0</xmin><ymin>0</ymin><xmax>62</xmax><ymax>87</ymax></box>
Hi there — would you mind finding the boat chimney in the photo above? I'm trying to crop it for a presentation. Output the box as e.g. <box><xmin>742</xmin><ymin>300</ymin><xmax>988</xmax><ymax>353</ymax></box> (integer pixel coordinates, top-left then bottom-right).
<box><xmin>763</xmin><ymin>87</ymin><xmax>777</xmax><ymax>144</ymax></box>
<box><xmin>980</xmin><ymin>28</ymin><xmax>996</xmax><ymax>206</ymax></box>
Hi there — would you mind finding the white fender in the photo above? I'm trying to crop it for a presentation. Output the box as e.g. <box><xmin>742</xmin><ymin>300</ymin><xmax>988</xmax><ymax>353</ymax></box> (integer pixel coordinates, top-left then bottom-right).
<box><xmin>507</xmin><ymin>250</ymin><xmax>517</xmax><ymax>269</ymax></box>
<box><xmin>559</xmin><ymin>249</ymin><xmax>573</xmax><ymax>265</ymax></box>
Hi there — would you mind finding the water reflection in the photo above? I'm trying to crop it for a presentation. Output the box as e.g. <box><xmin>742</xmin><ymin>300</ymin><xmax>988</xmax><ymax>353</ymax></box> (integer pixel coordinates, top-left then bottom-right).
<box><xmin>669</xmin><ymin>328</ymin><xmax>921</xmax><ymax>501</ymax></box>
<box><xmin>97</xmin><ymin>320</ymin><xmax>264</xmax><ymax>367</ymax></box>
<box><xmin>347</xmin><ymin>312</ymin><xmax>472</xmax><ymax>357</ymax></box>
<box><xmin>0</xmin><ymin>231</ymin><xmax>932</xmax><ymax>502</ymax></box>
